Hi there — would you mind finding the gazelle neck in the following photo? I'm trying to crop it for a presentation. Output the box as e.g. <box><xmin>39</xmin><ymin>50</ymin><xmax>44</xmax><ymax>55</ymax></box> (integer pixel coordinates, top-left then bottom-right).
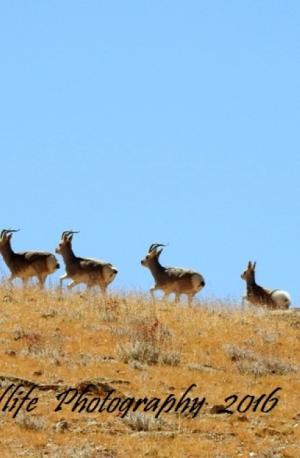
<box><xmin>246</xmin><ymin>272</ymin><xmax>257</xmax><ymax>294</ymax></box>
<box><xmin>0</xmin><ymin>239</ymin><xmax>14</xmax><ymax>265</ymax></box>
<box><xmin>147</xmin><ymin>257</ymin><xmax>166</xmax><ymax>281</ymax></box>
<box><xmin>61</xmin><ymin>245</ymin><xmax>77</xmax><ymax>264</ymax></box>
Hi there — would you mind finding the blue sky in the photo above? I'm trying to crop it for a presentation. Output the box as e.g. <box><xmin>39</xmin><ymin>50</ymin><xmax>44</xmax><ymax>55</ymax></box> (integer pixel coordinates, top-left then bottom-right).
<box><xmin>0</xmin><ymin>1</ymin><xmax>299</xmax><ymax>304</ymax></box>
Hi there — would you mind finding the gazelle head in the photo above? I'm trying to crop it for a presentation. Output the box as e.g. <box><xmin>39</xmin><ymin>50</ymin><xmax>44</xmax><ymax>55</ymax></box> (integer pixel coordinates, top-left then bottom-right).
<box><xmin>241</xmin><ymin>261</ymin><xmax>256</xmax><ymax>281</ymax></box>
<box><xmin>55</xmin><ymin>230</ymin><xmax>79</xmax><ymax>255</ymax></box>
<box><xmin>141</xmin><ymin>243</ymin><xmax>166</xmax><ymax>267</ymax></box>
<box><xmin>0</xmin><ymin>229</ymin><xmax>19</xmax><ymax>247</ymax></box>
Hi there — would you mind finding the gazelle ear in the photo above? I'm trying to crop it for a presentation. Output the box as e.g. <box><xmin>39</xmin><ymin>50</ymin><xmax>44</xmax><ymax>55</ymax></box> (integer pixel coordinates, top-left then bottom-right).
<box><xmin>252</xmin><ymin>261</ymin><xmax>256</xmax><ymax>270</ymax></box>
<box><xmin>248</xmin><ymin>261</ymin><xmax>252</xmax><ymax>269</ymax></box>
<box><xmin>67</xmin><ymin>234</ymin><xmax>73</xmax><ymax>241</ymax></box>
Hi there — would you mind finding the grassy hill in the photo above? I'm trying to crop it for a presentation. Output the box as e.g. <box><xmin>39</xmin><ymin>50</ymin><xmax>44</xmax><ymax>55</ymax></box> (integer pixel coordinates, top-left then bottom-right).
<box><xmin>0</xmin><ymin>285</ymin><xmax>299</xmax><ymax>457</ymax></box>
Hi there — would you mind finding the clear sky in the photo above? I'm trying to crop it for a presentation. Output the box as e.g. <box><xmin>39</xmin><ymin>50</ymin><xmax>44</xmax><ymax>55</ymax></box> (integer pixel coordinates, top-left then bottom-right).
<box><xmin>0</xmin><ymin>1</ymin><xmax>299</xmax><ymax>304</ymax></box>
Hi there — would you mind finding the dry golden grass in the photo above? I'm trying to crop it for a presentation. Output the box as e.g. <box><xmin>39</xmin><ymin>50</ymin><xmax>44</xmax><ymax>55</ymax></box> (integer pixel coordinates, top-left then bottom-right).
<box><xmin>0</xmin><ymin>284</ymin><xmax>299</xmax><ymax>457</ymax></box>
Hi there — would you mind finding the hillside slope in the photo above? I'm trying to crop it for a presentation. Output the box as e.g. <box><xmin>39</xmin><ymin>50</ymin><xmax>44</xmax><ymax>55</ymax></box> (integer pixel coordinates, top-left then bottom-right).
<box><xmin>0</xmin><ymin>286</ymin><xmax>299</xmax><ymax>457</ymax></box>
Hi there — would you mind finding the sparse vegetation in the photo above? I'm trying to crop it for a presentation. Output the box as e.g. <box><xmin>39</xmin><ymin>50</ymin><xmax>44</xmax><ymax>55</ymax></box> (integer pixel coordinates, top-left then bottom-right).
<box><xmin>117</xmin><ymin>316</ymin><xmax>181</xmax><ymax>366</ymax></box>
<box><xmin>15</xmin><ymin>412</ymin><xmax>47</xmax><ymax>431</ymax></box>
<box><xmin>0</xmin><ymin>284</ymin><xmax>299</xmax><ymax>457</ymax></box>
<box><xmin>122</xmin><ymin>412</ymin><xmax>166</xmax><ymax>432</ymax></box>
<box><xmin>225</xmin><ymin>344</ymin><xmax>299</xmax><ymax>376</ymax></box>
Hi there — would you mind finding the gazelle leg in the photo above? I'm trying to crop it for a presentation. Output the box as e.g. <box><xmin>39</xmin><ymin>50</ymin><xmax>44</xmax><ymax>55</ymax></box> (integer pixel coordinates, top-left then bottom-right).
<box><xmin>67</xmin><ymin>280</ymin><xmax>77</xmax><ymax>289</ymax></box>
<box><xmin>187</xmin><ymin>294</ymin><xmax>194</xmax><ymax>306</ymax></box>
<box><xmin>8</xmin><ymin>275</ymin><xmax>15</xmax><ymax>287</ymax></box>
<box><xmin>150</xmin><ymin>286</ymin><xmax>157</xmax><ymax>300</ymax></box>
<box><xmin>21</xmin><ymin>277</ymin><xmax>29</xmax><ymax>288</ymax></box>
<box><xmin>151</xmin><ymin>286</ymin><xmax>163</xmax><ymax>304</ymax></box>
<box><xmin>59</xmin><ymin>274</ymin><xmax>68</xmax><ymax>288</ymax></box>
<box><xmin>38</xmin><ymin>275</ymin><xmax>47</xmax><ymax>289</ymax></box>
<box><xmin>100</xmin><ymin>286</ymin><xmax>107</xmax><ymax>295</ymax></box>
<box><xmin>174</xmin><ymin>292</ymin><xmax>180</xmax><ymax>303</ymax></box>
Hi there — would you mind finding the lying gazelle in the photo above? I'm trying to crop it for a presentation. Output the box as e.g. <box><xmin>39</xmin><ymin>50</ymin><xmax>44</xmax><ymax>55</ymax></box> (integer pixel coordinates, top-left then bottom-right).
<box><xmin>0</xmin><ymin>229</ymin><xmax>60</xmax><ymax>287</ymax></box>
<box><xmin>55</xmin><ymin>231</ymin><xmax>118</xmax><ymax>293</ymax></box>
<box><xmin>141</xmin><ymin>243</ymin><xmax>205</xmax><ymax>304</ymax></box>
<box><xmin>241</xmin><ymin>261</ymin><xmax>291</xmax><ymax>309</ymax></box>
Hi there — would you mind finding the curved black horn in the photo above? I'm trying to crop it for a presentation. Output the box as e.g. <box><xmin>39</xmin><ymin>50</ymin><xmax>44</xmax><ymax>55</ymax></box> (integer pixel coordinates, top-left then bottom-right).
<box><xmin>61</xmin><ymin>231</ymin><xmax>71</xmax><ymax>239</ymax></box>
<box><xmin>148</xmin><ymin>243</ymin><xmax>166</xmax><ymax>252</ymax></box>
<box><xmin>1</xmin><ymin>229</ymin><xmax>19</xmax><ymax>238</ymax></box>
<box><xmin>61</xmin><ymin>230</ymin><xmax>79</xmax><ymax>239</ymax></box>
<box><xmin>67</xmin><ymin>230</ymin><xmax>79</xmax><ymax>239</ymax></box>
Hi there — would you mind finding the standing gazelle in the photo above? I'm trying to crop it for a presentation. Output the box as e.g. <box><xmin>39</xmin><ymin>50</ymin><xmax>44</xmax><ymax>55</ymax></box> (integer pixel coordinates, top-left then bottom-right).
<box><xmin>241</xmin><ymin>261</ymin><xmax>291</xmax><ymax>309</ymax></box>
<box><xmin>55</xmin><ymin>231</ymin><xmax>118</xmax><ymax>293</ymax></box>
<box><xmin>0</xmin><ymin>229</ymin><xmax>60</xmax><ymax>287</ymax></box>
<box><xmin>141</xmin><ymin>243</ymin><xmax>205</xmax><ymax>304</ymax></box>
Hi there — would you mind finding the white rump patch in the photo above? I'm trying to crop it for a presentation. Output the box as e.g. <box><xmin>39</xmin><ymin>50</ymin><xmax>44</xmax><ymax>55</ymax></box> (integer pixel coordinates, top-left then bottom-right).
<box><xmin>191</xmin><ymin>273</ymin><xmax>204</xmax><ymax>291</ymax></box>
<box><xmin>102</xmin><ymin>265</ymin><xmax>118</xmax><ymax>283</ymax></box>
<box><xmin>271</xmin><ymin>290</ymin><xmax>291</xmax><ymax>309</ymax></box>
<box><xmin>47</xmin><ymin>255</ymin><xmax>58</xmax><ymax>272</ymax></box>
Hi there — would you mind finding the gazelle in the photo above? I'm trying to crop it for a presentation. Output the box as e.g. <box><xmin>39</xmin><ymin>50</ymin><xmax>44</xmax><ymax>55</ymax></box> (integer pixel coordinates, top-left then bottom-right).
<box><xmin>141</xmin><ymin>243</ymin><xmax>205</xmax><ymax>304</ymax></box>
<box><xmin>55</xmin><ymin>231</ymin><xmax>118</xmax><ymax>293</ymax></box>
<box><xmin>0</xmin><ymin>229</ymin><xmax>59</xmax><ymax>287</ymax></box>
<box><xmin>241</xmin><ymin>261</ymin><xmax>291</xmax><ymax>309</ymax></box>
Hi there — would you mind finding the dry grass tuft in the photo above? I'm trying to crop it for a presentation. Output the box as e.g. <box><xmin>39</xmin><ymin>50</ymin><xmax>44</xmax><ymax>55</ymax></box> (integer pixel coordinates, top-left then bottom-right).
<box><xmin>122</xmin><ymin>412</ymin><xmax>166</xmax><ymax>432</ymax></box>
<box><xmin>117</xmin><ymin>316</ymin><xmax>181</xmax><ymax>366</ymax></box>
<box><xmin>15</xmin><ymin>412</ymin><xmax>47</xmax><ymax>431</ymax></box>
<box><xmin>225</xmin><ymin>344</ymin><xmax>299</xmax><ymax>376</ymax></box>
